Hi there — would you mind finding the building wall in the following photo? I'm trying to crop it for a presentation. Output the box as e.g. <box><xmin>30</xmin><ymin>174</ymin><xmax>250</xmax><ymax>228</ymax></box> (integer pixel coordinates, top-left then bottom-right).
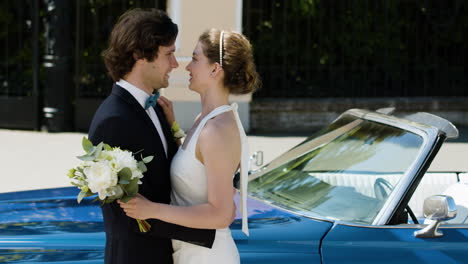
<box><xmin>163</xmin><ymin>0</ymin><xmax>251</xmax><ymax>131</ymax></box>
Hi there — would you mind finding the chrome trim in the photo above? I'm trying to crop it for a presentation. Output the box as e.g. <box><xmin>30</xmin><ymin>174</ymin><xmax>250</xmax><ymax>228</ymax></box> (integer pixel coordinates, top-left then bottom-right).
<box><xmin>356</xmin><ymin>111</ymin><xmax>438</xmax><ymax>225</ymax></box>
<box><xmin>335</xmin><ymin>109</ymin><xmax>442</xmax><ymax>225</ymax></box>
<box><xmin>376</xmin><ymin>107</ymin><xmax>396</xmax><ymax>115</ymax></box>
<box><xmin>404</xmin><ymin>112</ymin><xmax>459</xmax><ymax>139</ymax></box>
<box><xmin>332</xmin><ymin>220</ymin><xmax>468</xmax><ymax>229</ymax></box>
<box><xmin>343</xmin><ymin>108</ymin><xmax>458</xmax><ymax>137</ymax></box>
<box><xmin>414</xmin><ymin>220</ymin><xmax>444</xmax><ymax>238</ymax></box>
<box><xmin>375</xmin><ymin>140</ymin><xmax>434</xmax><ymax>225</ymax></box>
<box><xmin>249</xmin><ymin>108</ymin><xmax>451</xmax><ymax>226</ymax></box>
<box><xmin>414</xmin><ymin>195</ymin><xmax>458</xmax><ymax>238</ymax></box>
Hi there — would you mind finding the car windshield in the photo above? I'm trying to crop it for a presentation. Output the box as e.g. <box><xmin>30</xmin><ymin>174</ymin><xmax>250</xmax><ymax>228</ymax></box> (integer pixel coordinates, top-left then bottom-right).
<box><xmin>249</xmin><ymin>116</ymin><xmax>424</xmax><ymax>224</ymax></box>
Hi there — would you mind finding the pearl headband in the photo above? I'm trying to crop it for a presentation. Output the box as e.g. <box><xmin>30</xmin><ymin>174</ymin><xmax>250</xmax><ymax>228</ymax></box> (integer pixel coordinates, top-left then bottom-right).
<box><xmin>219</xmin><ymin>30</ymin><xmax>224</xmax><ymax>67</ymax></box>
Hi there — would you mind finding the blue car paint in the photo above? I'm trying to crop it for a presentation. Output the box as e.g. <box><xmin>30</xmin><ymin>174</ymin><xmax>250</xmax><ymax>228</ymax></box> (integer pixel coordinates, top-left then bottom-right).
<box><xmin>4</xmin><ymin>186</ymin><xmax>466</xmax><ymax>264</ymax></box>
<box><xmin>0</xmin><ymin>187</ymin><xmax>332</xmax><ymax>263</ymax></box>
<box><xmin>321</xmin><ymin>223</ymin><xmax>468</xmax><ymax>264</ymax></box>
<box><xmin>231</xmin><ymin>196</ymin><xmax>333</xmax><ymax>263</ymax></box>
<box><xmin>0</xmin><ymin>187</ymin><xmax>105</xmax><ymax>263</ymax></box>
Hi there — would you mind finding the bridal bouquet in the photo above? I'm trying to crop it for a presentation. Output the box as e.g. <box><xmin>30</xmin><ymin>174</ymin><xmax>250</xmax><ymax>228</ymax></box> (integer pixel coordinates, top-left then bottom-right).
<box><xmin>67</xmin><ymin>137</ymin><xmax>153</xmax><ymax>232</ymax></box>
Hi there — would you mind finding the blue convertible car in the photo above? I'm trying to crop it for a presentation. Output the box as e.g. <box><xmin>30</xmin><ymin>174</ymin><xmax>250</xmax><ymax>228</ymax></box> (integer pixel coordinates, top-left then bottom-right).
<box><xmin>1</xmin><ymin>108</ymin><xmax>467</xmax><ymax>263</ymax></box>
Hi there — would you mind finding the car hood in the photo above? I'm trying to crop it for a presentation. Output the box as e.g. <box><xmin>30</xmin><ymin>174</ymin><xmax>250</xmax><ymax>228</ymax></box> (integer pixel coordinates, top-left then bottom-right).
<box><xmin>0</xmin><ymin>187</ymin><xmax>333</xmax><ymax>261</ymax></box>
<box><xmin>0</xmin><ymin>187</ymin><xmax>104</xmax><ymax>263</ymax></box>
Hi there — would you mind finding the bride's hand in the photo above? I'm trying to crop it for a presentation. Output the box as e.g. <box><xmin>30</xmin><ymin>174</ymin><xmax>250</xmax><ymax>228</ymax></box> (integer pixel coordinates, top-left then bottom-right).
<box><xmin>118</xmin><ymin>193</ymin><xmax>155</xmax><ymax>220</ymax></box>
<box><xmin>158</xmin><ymin>96</ymin><xmax>176</xmax><ymax>125</ymax></box>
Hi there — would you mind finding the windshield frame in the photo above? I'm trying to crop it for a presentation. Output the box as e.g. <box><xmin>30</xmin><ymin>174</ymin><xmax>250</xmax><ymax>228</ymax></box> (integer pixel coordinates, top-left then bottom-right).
<box><xmin>248</xmin><ymin>109</ymin><xmax>440</xmax><ymax>225</ymax></box>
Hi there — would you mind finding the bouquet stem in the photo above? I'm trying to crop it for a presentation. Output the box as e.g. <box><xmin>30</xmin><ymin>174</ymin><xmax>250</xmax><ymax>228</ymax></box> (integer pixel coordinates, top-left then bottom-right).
<box><xmin>137</xmin><ymin>219</ymin><xmax>151</xmax><ymax>232</ymax></box>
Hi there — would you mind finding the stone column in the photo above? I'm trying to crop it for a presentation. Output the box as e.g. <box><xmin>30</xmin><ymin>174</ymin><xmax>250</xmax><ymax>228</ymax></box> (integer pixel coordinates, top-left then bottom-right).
<box><xmin>165</xmin><ymin>0</ymin><xmax>251</xmax><ymax>131</ymax></box>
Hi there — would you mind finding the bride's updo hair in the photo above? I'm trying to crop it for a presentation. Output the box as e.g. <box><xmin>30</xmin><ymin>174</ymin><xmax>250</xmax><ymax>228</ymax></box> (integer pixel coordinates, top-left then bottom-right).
<box><xmin>198</xmin><ymin>29</ymin><xmax>261</xmax><ymax>95</ymax></box>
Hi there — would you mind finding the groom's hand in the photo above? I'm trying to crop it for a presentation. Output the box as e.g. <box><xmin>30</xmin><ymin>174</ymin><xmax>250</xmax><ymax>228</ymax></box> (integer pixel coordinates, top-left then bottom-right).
<box><xmin>118</xmin><ymin>193</ymin><xmax>154</xmax><ymax>220</ymax></box>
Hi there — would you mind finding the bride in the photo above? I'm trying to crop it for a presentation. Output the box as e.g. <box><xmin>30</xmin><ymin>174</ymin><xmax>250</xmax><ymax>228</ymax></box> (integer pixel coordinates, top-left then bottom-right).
<box><xmin>119</xmin><ymin>28</ymin><xmax>260</xmax><ymax>263</ymax></box>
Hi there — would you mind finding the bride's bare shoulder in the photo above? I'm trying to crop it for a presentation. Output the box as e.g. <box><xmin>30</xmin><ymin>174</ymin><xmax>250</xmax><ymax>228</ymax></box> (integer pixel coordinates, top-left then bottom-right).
<box><xmin>200</xmin><ymin>113</ymin><xmax>240</xmax><ymax>144</ymax></box>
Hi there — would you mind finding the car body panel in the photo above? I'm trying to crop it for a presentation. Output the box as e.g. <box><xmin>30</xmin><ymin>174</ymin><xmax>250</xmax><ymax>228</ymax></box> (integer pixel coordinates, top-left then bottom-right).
<box><xmin>0</xmin><ymin>187</ymin><xmax>104</xmax><ymax>263</ymax></box>
<box><xmin>1</xmin><ymin>109</ymin><xmax>466</xmax><ymax>263</ymax></box>
<box><xmin>231</xmin><ymin>197</ymin><xmax>333</xmax><ymax>263</ymax></box>
<box><xmin>0</xmin><ymin>187</ymin><xmax>331</xmax><ymax>263</ymax></box>
<box><xmin>322</xmin><ymin>223</ymin><xmax>468</xmax><ymax>264</ymax></box>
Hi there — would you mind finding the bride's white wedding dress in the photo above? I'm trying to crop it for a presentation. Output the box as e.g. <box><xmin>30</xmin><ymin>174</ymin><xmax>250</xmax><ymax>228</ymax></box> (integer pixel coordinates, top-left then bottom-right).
<box><xmin>170</xmin><ymin>104</ymin><xmax>249</xmax><ymax>264</ymax></box>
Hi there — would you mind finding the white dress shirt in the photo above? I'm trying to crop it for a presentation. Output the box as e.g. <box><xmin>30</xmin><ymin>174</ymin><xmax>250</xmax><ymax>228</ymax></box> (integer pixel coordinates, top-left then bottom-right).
<box><xmin>117</xmin><ymin>79</ymin><xmax>168</xmax><ymax>156</ymax></box>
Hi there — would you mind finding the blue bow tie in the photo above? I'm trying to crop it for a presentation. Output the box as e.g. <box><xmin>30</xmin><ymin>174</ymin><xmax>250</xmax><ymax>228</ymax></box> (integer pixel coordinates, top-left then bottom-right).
<box><xmin>145</xmin><ymin>92</ymin><xmax>160</xmax><ymax>110</ymax></box>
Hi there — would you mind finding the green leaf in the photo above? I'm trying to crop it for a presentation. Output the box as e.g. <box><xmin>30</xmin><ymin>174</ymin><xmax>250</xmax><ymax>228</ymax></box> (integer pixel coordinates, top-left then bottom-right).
<box><xmin>76</xmin><ymin>167</ymin><xmax>85</xmax><ymax>176</ymax></box>
<box><xmin>82</xmin><ymin>137</ymin><xmax>94</xmax><ymax>153</ymax></box>
<box><xmin>106</xmin><ymin>186</ymin><xmax>124</xmax><ymax>201</ymax></box>
<box><xmin>123</xmin><ymin>178</ymin><xmax>139</xmax><ymax>197</ymax></box>
<box><xmin>87</xmin><ymin>142</ymin><xmax>103</xmax><ymax>156</ymax></box>
<box><xmin>88</xmin><ymin>146</ymin><xmax>97</xmax><ymax>155</ymax></box>
<box><xmin>118</xmin><ymin>167</ymin><xmax>132</xmax><ymax>181</ymax></box>
<box><xmin>77</xmin><ymin>154</ymin><xmax>95</xmax><ymax>161</ymax></box>
<box><xmin>143</xmin><ymin>156</ymin><xmax>154</xmax><ymax>163</ymax></box>
<box><xmin>104</xmin><ymin>144</ymin><xmax>112</xmax><ymax>151</ymax></box>
<box><xmin>77</xmin><ymin>190</ymin><xmax>87</xmax><ymax>203</ymax></box>
<box><xmin>137</xmin><ymin>161</ymin><xmax>147</xmax><ymax>173</ymax></box>
<box><xmin>119</xmin><ymin>179</ymin><xmax>130</xmax><ymax>184</ymax></box>
<box><xmin>93</xmin><ymin>142</ymin><xmax>104</xmax><ymax>159</ymax></box>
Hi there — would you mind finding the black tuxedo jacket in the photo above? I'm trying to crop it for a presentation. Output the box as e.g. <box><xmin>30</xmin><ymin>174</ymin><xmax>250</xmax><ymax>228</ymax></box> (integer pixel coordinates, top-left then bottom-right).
<box><xmin>88</xmin><ymin>84</ymin><xmax>215</xmax><ymax>264</ymax></box>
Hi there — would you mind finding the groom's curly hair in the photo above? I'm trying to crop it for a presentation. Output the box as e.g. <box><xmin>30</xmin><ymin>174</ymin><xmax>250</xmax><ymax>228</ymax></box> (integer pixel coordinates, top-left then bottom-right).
<box><xmin>102</xmin><ymin>8</ymin><xmax>178</xmax><ymax>81</ymax></box>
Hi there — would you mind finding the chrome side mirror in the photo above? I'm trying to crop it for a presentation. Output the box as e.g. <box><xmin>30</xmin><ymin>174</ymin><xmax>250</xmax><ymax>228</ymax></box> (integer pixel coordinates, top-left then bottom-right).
<box><xmin>233</xmin><ymin>151</ymin><xmax>264</xmax><ymax>189</ymax></box>
<box><xmin>414</xmin><ymin>195</ymin><xmax>457</xmax><ymax>238</ymax></box>
<box><xmin>250</xmin><ymin>151</ymin><xmax>264</xmax><ymax>168</ymax></box>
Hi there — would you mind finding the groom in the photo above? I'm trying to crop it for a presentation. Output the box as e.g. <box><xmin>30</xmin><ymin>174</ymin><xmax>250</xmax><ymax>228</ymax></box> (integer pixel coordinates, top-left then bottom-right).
<box><xmin>88</xmin><ymin>9</ymin><xmax>215</xmax><ymax>264</ymax></box>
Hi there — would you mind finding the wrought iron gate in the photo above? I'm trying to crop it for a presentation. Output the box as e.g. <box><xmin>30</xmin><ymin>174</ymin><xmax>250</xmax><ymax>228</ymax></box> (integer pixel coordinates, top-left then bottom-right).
<box><xmin>0</xmin><ymin>0</ymin><xmax>41</xmax><ymax>129</ymax></box>
<box><xmin>243</xmin><ymin>0</ymin><xmax>467</xmax><ymax>98</ymax></box>
<box><xmin>0</xmin><ymin>0</ymin><xmax>166</xmax><ymax>131</ymax></box>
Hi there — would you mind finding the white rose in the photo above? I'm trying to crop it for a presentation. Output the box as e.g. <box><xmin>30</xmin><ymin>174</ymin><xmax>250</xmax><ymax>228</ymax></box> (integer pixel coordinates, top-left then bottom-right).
<box><xmin>131</xmin><ymin>169</ymin><xmax>144</xmax><ymax>180</ymax></box>
<box><xmin>105</xmin><ymin>149</ymin><xmax>138</xmax><ymax>173</ymax></box>
<box><xmin>84</xmin><ymin>160</ymin><xmax>118</xmax><ymax>200</ymax></box>
<box><xmin>107</xmin><ymin>185</ymin><xmax>124</xmax><ymax>198</ymax></box>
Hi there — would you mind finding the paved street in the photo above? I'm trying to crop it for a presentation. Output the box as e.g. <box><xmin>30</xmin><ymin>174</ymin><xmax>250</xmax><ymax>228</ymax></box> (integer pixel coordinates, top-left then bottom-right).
<box><xmin>0</xmin><ymin>129</ymin><xmax>306</xmax><ymax>193</ymax></box>
<box><xmin>1</xmin><ymin>127</ymin><xmax>467</xmax><ymax>193</ymax></box>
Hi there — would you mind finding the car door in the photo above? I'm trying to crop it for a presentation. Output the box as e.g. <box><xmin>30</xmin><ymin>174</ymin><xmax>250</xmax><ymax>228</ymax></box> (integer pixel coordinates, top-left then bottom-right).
<box><xmin>233</xmin><ymin>216</ymin><xmax>332</xmax><ymax>264</ymax></box>
<box><xmin>321</xmin><ymin>223</ymin><xmax>468</xmax><ymax>263</ymax></box>
<box><xmin>231</xmin><ymin>196</ymin><xmax>333</xmax><ymax>264</ymax></box>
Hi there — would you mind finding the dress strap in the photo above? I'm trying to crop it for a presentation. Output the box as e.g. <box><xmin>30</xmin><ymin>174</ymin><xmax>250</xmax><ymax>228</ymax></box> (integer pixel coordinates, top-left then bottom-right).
<box><xmin>186</xmin><ymin>103</ymin><xmax>249</xmax><ymax>236</ymax></box>
<box><xmin>230</xmin><ymin>103</ymin><xmax>250</xmax><ymax>236</ymax></box>
<box><xmin>185</xmin><ymin>104</ymin><xmax>233</xmax><ymax>152</ymax></box>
